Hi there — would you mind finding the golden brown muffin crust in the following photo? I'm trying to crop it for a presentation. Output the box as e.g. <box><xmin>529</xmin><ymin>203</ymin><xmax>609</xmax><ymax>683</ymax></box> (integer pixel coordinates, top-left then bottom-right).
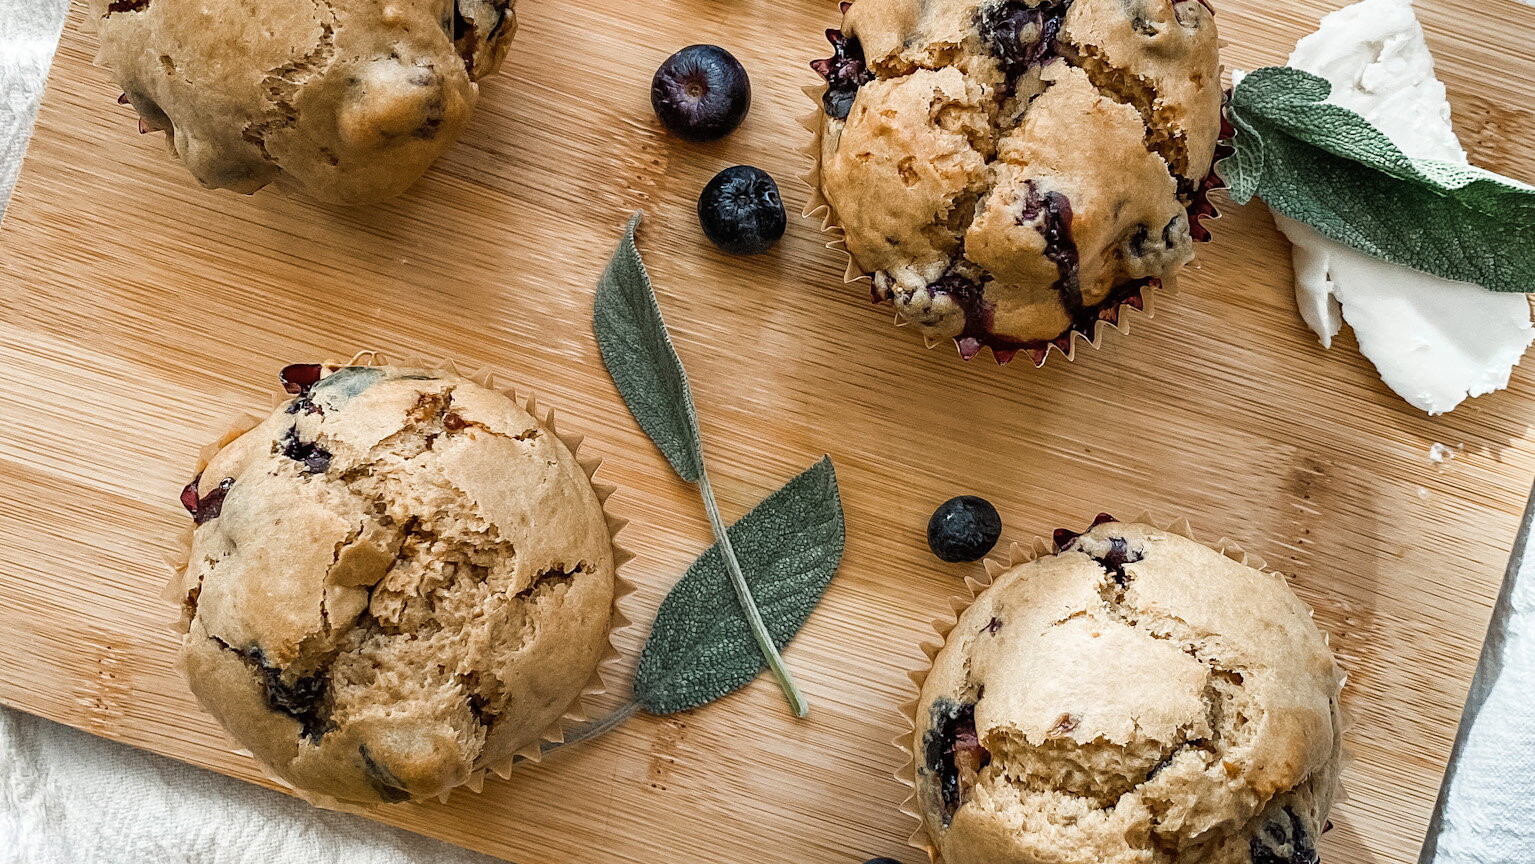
<box><xmin>172</xmin><ymin>365</ymin><xmax>615</xmax><ymax>804</ymax></box>
<box><xmin>914</xmin><ymin>520</ymin><xmax>1342</xmax><ymax>864</ymax></box>
<box><xmin>813</xmin><ymin>0</ymin><xmax>1222</xmax><ymax>363</ymax></box>
<box><xmin>90</xmin><ymin>0</ymin><xmax>516</xmax><ymax>204</ymax></box>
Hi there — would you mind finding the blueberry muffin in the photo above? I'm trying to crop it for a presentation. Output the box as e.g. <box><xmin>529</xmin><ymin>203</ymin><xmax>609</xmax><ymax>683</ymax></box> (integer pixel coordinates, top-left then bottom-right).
<box><xmin>92</xmin><ymin>0</ymin><xmax>516</xmax><ymax>204</ymax></box>
<box><xmin>914</xmin><ymin>516</ymin><xmax>1342</xmax><ymax>863</ymax></box>
<box><xmin>170</xmin><ymin>363</ymin><xmax>616</xmax><ymax>804</ymax></box>
<box><xmin>811</xmin><ymin>0</ymin><xmax>1223</xmax><ymax>363</ymax></box>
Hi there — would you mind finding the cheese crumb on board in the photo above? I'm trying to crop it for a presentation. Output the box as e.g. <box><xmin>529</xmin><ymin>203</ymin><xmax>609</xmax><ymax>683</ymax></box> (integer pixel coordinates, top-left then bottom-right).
<box><xmin>1275</xmin><ymin>0</ymin><xmax>1534</xmax><ymax>415</ymax></box>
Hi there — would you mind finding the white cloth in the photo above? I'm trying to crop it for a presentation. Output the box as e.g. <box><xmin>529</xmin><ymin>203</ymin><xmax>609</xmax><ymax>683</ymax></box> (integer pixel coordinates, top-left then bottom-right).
<box><xmin>0</xmin><ymin>708</ymin><xmax>500</xmax><ymax>864</ymax></box>
<box><xmin>1423</xmin><ymin>491</ymin><xmax>1535</xmax><ymax>864</ymax></box>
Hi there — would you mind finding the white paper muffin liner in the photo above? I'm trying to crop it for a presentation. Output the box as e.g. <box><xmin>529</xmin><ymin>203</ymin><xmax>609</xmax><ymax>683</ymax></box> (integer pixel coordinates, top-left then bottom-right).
<box><xmin>164</xmin><ymin>352</ymin><xmax>635</xmax><ymax>812</ymax></box>
<box><xmin>892</xmin><ymin>512</ymin><xmax>1349</xmax><ymax>862</ymax></box>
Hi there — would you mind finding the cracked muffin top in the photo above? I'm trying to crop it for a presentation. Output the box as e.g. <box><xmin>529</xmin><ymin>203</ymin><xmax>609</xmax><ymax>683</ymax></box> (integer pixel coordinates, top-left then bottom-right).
<box><xmin>170</xmin><ymin>363</ymin><xmax>616</xmax><ymax>804</ymax></box>
<box><xmin>914</xmin><ymin>517</ymin><xmax>1342</xmax><ymax>864</ymax></box>
<box><xmin>812</xmin><ymin>0</ymin><xmax>1222</xmax><ymax>364</ymax></box>
<box><xmin>90</xmin><ymin>0</ymin><xmax>516</xmax><ymax>204</ymax></box>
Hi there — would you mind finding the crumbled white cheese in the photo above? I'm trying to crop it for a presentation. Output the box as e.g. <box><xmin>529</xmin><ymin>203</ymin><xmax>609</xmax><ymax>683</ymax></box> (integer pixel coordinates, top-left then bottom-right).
<box><xmin>1428</xmin><ymin>442</ymin><xmax>1455</xmax><ymax>464</ymax></box>
<box><xmin>1275</xmin><ymin>0</ymin><xmax>1534</xmax><ymax>415</ymax></box>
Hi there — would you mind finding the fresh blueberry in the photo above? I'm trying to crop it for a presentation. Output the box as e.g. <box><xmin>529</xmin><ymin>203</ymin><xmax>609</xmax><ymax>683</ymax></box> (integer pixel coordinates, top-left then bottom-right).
<box><xmin>650</xmin><ymin>44</ymin><xmax>751</xmax><ymax>142</ymax></box>
<box><xmin>697</xmin><ymin>166</ymin><xmax>786</xmax><ymax>255</ymax></box>
<box><xmin>927</xmin><ymin>496</ymin><xmax>1003</xmax><ymax>563</ymax></box>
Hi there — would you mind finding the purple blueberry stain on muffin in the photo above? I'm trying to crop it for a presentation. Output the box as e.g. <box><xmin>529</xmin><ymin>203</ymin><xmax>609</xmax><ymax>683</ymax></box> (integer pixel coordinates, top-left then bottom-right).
<box><xmin>180</xmin><ymin>475</ymin><xmax>234</xmax><ymax>525</ymax></box>
<box><xmin>975</xmin><ymin>0</ymin><xmax>1072</xmax><ymax>81</ymax></box>
<box><xmin>238</xmin><ymin>646</ymin><xmax>331</xmax><ymax>742</ymax></box>
<box><xmin>1250</xmin><ymin>807</ymin><xmax>1319</xmax><ymax>864</ymax></box>
<box><xmin>924</xmin><ymin>697</ymin><xmax>991</xmax><ymax>825</ymax></box>
<box><xmin>1053</xmin><ymin>512</ymin><xmax>1118</xmax><ymax>550</ymax></box>
<box><xmin>811</xmin><ymin>28</ymin><xmax>874</xmax><ymax>119</ymax></box>
<box><xmin>1090</xmin><ymin>535</ymin><xmax>1144</xmax><ymax>584</ymax></box>
<box><xmin>1028</xmin><ymin>182</ymin><xmax>1084</xmax><ymax>321</ymax></box>
<box><xmin>358</xmin><ymin>744</ymin><xmax>412</xmax><ymax>803</ymax></box>
<box><xmin>280</xmin><ymin>426</ymin><xmax>332</xmax><ymax>474</ymax></box>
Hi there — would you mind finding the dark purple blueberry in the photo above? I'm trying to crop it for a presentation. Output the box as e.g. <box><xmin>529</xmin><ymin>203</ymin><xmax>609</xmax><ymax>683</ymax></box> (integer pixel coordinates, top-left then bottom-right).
<box><xmin>975</xmin><ymin>0</ymin><xmax>1070</xmax><ymax>80</ymax></box>
<box><xmin>810</xmin><ymin>29</ymin><xmax>874</xmax><ymax>119</ymax></box>
<box><xmin>1093</xmin><ymin>535</ymin><xmax>1143</xmax><ymax>584</ymax></box>
<box><xmin>239</xmin><ymin>647</ymin><xmax>330</xmax><ymax>741</ymax></box>
<box><xmin>181</xmin><ymin>475</ymin><xmax>233</xmax><ymax>525</ymax></box>
<box><xmin>1250</xmin><ymin>807</ymin><xmax>1319</xmax><ymax>864</ymax></box>
<box><xmin>179</xmin><ymin>481</ymin><xmax>201</xmax><ymax>516</ymax></box>
<box><xmin>1026</xmin><ymin>182</ymin><xmax>1082</xmax><ymax>319</ymax></box>
<box><xmin>1053</xmin><ymin>512</ymin><xmax>1117</xmax><ymax>550</ymax></box>
<box><xmin>650</xmin><ymin>44</ymin><xmax>751</xmax><ymax>142</ymax></box>
<box><xmin>280</xmin><ymin>426</ymin><xmax>332</xmax><ymax>474</ymax></box>
<box><xmin>280</xmin><ymin>363</ymin><xmax>323</xmax><ymax>394</ymax></box>
<box><xmin>927</xmin><ymin>495</ymin><xmax>1003</xmax><ymax>563</ymax></box>
<box><xmin>697</xmin><ymin>165</ymin><xmax>785</xmax><ymax>255</ymax></box>
<box><xmin>359</xmin><ymin>744</ymin><xmax>412</xmax><ymax>803</ymax></box>
<box><xmin>864</xmin><ymin>859</ymin><xmax>906</xmax><ymax>864</ymax></box>
<box><xmin>922</xmin><ymin>698</ymin><xmax>990</xmax><ymax>825</ymax></box>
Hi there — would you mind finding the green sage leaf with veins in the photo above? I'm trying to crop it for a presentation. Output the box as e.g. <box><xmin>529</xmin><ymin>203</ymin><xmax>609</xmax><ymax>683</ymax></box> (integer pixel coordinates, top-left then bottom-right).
<box><xmin>1225</xmin><ymin>66</ymin><xmax>1535</xmax><ymax>293</ymax></box>
<box><xmin>593</xmin><ymin>211</ymin><xmax>705</xmax><ymax>482</ymax></box>
<box><xmin>594</xmin><ymin>211</ymin><xmax>845</xmax><ymax>717</ymax></box>
<box><xmin>633</xmin><ymin>456</ymin><xmax>845</xmax><ymax>715</ymax></box>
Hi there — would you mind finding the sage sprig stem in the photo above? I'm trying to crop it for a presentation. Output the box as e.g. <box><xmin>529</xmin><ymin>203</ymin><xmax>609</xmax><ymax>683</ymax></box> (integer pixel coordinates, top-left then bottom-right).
<box><xmin>696</xmin><ymin>468</ymin><xmax>808</xmax><ymax>716</ymax></box>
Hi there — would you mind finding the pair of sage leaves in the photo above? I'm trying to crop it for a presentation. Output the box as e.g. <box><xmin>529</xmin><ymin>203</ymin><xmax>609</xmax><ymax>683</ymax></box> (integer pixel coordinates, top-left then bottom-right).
<box><xmin>1224</xmin><ymin>66</ymin><xmax>1535</xmax><ymax>293</ymax></box>
<box><xmin>569</xmin><ymin>212</ymin><xmax>844</xmax><ymax>745</ymax></box>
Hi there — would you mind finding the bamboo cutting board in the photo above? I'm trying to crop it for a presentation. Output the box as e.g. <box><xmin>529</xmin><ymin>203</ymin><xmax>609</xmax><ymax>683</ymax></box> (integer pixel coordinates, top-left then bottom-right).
<box><xmin>3</xmin><ymin>0</ymin><xmax>1534</xmax><ymax>862</ymax></box>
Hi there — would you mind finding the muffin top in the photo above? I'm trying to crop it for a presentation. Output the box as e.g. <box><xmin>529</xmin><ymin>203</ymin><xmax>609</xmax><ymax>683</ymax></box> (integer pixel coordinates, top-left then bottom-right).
<box><xmin>91</xmin><ymin>0</ymin><xmax>517</xmax><ymax>204</ymax></box>
<box><xmin>914</xmin><ymin>518</ymin><xmax>1342</xmax><ymax>864</ymax></box>
<box><xmin>172</xmin><ymin>364</ymin><xmax>615</xmax><ymax>804</ymax></box>
<box><xmin>813</xmin><ymin>0</ymin><xmax>1222</xmax><ymax>363</ymax></box>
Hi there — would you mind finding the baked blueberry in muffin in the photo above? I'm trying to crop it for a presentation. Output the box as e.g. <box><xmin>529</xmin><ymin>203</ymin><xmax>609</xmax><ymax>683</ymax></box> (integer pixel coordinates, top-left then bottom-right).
<box><xmin>812</xmin><ymin>0</ymin><xmax>1224</xmax><ymax>363</ymax></box>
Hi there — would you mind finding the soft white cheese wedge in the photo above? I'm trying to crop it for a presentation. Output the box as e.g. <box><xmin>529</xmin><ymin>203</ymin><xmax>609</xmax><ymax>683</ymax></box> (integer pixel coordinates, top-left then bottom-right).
<box><xmin>1274</xmin><ymin>0</ymin><xmax>1533</xmax><ymax>415</ymax></box>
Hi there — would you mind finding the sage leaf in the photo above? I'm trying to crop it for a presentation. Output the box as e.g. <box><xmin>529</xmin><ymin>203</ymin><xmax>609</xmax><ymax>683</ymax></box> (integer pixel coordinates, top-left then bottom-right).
<box><xmin>594</xmin><ymin>212</ymin><xmax>843</xmax><ymax>717</ymax></box>
<box><xmin>1225</xmin><ymin>66</ymin><xmax>1535</xmax><ymax>293</ymax></box>
<box><xmin>593</xmin><ymin>211</ymin><xmax>705</xmax><ymax>482</ymax></box>
<box><xmin>633</xmin><ymin>456</ymin><xmax>845</xmax><ymax>715</ymax></box>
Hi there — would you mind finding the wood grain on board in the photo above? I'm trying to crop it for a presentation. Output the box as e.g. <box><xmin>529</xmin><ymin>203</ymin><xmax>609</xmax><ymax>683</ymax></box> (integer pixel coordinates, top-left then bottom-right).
<box><xmin>3</xmin><ymin>0</ymin><xmax>1534</xmax><ymax>862</ymax></box>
